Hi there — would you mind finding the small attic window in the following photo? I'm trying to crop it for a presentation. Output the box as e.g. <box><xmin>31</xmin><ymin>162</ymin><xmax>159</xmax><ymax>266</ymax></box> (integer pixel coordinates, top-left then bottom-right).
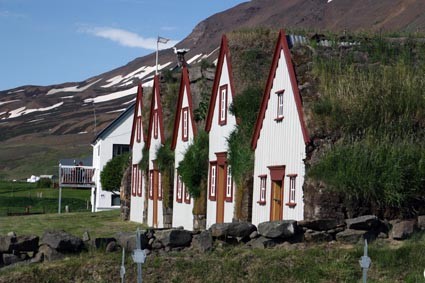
<box><xmin>275</xmin><ymin>89</ymin><xmax>285</xmax><ymax>121</ymax></box>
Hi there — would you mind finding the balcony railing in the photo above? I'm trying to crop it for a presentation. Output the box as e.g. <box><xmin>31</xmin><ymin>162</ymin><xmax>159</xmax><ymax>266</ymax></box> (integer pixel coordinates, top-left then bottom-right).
<box><xmin>59</xmin><ymin>165</ymin><xmax>95</xmax><ymax>188</ymax></box>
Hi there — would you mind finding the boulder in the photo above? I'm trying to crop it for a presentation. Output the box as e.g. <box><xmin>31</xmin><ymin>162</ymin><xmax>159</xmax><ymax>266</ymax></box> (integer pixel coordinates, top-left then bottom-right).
<box><xmin>304</xmin><ymin>231</ymin><xmax>333</xmax><ymax>242</ymax></box>
<box><xmin>93</xmin><ymin>237</ymin><xmax>116</xmax><ymax>249</ymax></box>
<box><xmin>202</xmin><ymin>68</ymin><xmax>216</xmax><ymax>81</ymax></box>
<box><xmin>247</xmin><ymin>236</ymin><xmax>278</xmax><ymax>249</ymax></box>
<box><xmin>249</xmin><ymin>231</ymin><xmax>259</xmax><ymax>239</ymax></box>
<box><xmin>0</xmin><ymin>235</ymin><xmax>39</xmax><ymax>253</ymax></box>
<box><xmin>345</xmin><ymin>215</ymin><xmax>381</xmax><ymax>231</ymax></box>
<box><xmin>41</xmin><ymin>231</ymin><xmax>84</xmax><ymax>253</ymax></box>
<box><xmin>36</xmin><ymin>244</ymin><xmax>64</xmax><ymax>262</ymax></box>
<box><xmin>391</xmin><ymin>220</ymin><xmax>416</xmax><ymax>240</ymax></box>
<box><xmin>151</xmin><ymin>239</ymin><xmax>163</xmax><ymax>250</ymax></box>
<box><xmin>210</xmin><ymin>222</ymin><xmax>257</xmax><ymax>238</ymax></box>
<box><xmin>2</xmin><ymin>254</ymin><xmax>22</xmax><ymax>266</ymax></box>
<box><xmin>257</xmin><ymin>220</ymin><xmax>299</xmax><ymax>239</ymax></box>
<box><xmin>105</xmin><ymin>241</ymin><xmax>117</xmax><ymax>252</ymax></box>
<box><xmin>115</xmin><ymin>232</ymin><xmax>149</xmax><ymax>252</ymax></box>
<box><xmin>155</xmin><ymin>229</ymin><xmax>192</xmax><ymax>247</ymax></box>
<box><xmin>417</xmin><ymin>215</ymin><xmax>425</xmax><ymax>230</ymax></box>
<box><xmin>7</xmin><ymin>232</ymin><xmax>16</xmax><ymax>237</ymax></box>
<box><xmin>335</xmin><ymin>229</ymin><xmax>368</xmax><ymax>244</ymax></box>
<box><xmin>82</xmin><ymin>231</ymin><xmax>90</xmax><ymax>242</ymax></box>
<box><xmin>191</xmin><ymin>230</ymin><xmax>213</xmax><ymax>253</ymax></box>
<box><xmin>298</xmin><ymin>219</ymin><xmax>338</xmax><ymax>231</ymax></box>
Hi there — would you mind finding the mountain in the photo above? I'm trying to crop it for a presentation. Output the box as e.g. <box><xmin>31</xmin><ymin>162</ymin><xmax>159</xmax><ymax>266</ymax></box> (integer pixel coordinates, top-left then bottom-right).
<box><xmin>1</xmin><ymin>0</ymin><xmax>425</xmax><ymax>179</ymax></box>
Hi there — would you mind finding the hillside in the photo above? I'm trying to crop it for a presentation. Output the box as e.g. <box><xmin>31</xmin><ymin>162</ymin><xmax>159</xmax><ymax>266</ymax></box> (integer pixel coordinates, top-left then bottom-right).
<box><xmin>1</xmin><ymin>0</ymin><xmax>425</xmax><ymax>179</ymax></box>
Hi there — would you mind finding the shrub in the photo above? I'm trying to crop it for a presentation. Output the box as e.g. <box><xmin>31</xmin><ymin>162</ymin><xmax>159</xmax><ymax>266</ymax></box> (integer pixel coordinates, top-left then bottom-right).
<box><xmin>155</xmin><ymin>139</ymin><xmax>175</xmax><ymax>208</ymax></box>
<box><xmin>36</xmin><ymin>178</ymin><xmax>52</xmax><ymax>188</ymax></box>
<box><xmin>100</xmin><ymin>153</ymin><xmax>130</xmax><ymax>192</ymax></box>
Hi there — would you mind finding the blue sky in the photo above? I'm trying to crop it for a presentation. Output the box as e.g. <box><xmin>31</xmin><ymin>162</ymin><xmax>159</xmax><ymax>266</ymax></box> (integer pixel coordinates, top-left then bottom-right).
<box><xmin>0</xmin><ymin>0</ymin><xmax>246</xmax><ymax>91</ymax></box>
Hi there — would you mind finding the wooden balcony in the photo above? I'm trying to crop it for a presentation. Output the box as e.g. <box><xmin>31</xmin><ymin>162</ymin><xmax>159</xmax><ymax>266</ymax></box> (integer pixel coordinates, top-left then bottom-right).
<box><xmin>59</xmin><ymin>165</ymin><xmax>95</xmax><ymax>188</ymax></box>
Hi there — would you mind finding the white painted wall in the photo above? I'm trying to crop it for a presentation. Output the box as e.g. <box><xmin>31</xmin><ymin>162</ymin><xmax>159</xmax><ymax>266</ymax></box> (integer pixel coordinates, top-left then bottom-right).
<box><xmin>172</xmin><ymin>87</ymin><xmax>194</xmax><ymax>230</ymax></box>
<box><xmin>252</xmin><ymin>49</ymin><xmax>306</xmax><ymax>226</ymax></box>
<box><xmin>147</xmin><ymin>97</ymin><xmax>164</xmax><ymax>228</ymax></box>
<box><xmin>91</xmin><ymin>111</ymin><xmax>133</xmax><ymax>212</ymax></box>
<box><xmin>206</xmin><ymin>55</ymin><xmax>237</xmax><ymax>228</ymax></box>
<box><xmin>130</xmin><ymin>103</ymin><xmax>145</xmax><ymax>224</ymax></box>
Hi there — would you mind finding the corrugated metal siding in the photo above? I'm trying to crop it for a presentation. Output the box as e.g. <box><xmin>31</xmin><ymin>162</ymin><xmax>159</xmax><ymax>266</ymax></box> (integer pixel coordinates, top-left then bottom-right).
<box><xmin>206</xmin><ymin>56</ymin><xmax>237</xmax><ymax>228</ymax></box>
<box><xmin>252</xmin><ymin>49</ymin><xmax>306</xmax><ymax>226</ymax></box>
<box><xmin>172</xmin><ymin>88</ymin><xmax>194</xmax><ymax>230</ymax></box>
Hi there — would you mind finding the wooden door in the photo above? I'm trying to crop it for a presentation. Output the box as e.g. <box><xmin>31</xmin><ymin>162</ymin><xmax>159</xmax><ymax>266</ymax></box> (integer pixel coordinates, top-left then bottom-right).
<box><xmin>216</xmin><ymin>165</ymin><xmax>225</xmax><ymax>223</ymax></box>
<box><xmin>153</xmin><ymin>170</ymin><xmax>158</xmax><ymax>227</ymax></box>
<box><xmin>270</xmin><ymin>180</ymin><xmax>283</xmax><ymax>221</ymax></box>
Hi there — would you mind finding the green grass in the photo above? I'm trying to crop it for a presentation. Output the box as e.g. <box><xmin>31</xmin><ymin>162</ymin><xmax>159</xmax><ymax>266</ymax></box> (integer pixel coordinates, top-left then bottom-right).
<box><xmin>1</xmin><ymin>232</ymin><xmax>425</xmax><ymax>282</ymax></box>
<box><xmin>0</xmin><ymin>181</ymin><xmax>91</xmax><ymax>216</ymax></box>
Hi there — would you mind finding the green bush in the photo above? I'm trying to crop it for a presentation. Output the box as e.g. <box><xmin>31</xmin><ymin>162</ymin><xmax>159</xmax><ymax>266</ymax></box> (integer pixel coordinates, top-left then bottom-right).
<box><xmin>36</xmin><ymin>178</ymin><xmax>52</xmax><ymax>188</ymax></box>
<box><xmin>156</xmin><ymin>139</ymin><xmax>175</xmax><ymax>208</ymax></box>
<box><xmin>178</xmin><ymin>130</ymin><xmax>209</xmax><ymax>198</ymax></box>
<box><xmin>100</xmin><ymin>153</ymin><xmax>130</xmax><ymax>192</ymax></box>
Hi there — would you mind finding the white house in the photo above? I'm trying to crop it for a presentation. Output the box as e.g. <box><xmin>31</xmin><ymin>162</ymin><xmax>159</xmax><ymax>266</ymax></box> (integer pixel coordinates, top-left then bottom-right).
<box><xmin>250</xmin><ymin>30</ymin><xmax>310</xmax><ymax>226</ymax></box>
<box><xmin>129</xmin><ymin>84</ymin><xmax>145</xmax><ymax>223</ymax></box>
<box><xmin>91</xmin><ymin>104</ymin><xmax>133</xmax><ymax>212</ymax></box>
<box><xmin>170</xmin><ymin>67</ymin><xmax>197</xmax><ymax>230</ymax></box>
<box><xmin>146</xmin><ymin>75</ymin><xmax>165</xmax><ymax>228</ymax></box>
<box><xmin>205</xmin><ymin>35</ymin><xmax>237</xmax><ymax>228</ymax></box>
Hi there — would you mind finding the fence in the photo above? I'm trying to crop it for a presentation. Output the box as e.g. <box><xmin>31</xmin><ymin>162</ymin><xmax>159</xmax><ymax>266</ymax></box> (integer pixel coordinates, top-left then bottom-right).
<box><xmin>59</xmin><ymin>165</ymin><xmax>95</xmax><ymax>188</ymax></box>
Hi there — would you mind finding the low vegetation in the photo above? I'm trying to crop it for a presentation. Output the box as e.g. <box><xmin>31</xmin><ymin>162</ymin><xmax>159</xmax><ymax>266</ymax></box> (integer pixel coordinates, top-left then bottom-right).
<box><xmin>100</xmin><ymin>152</ymin><xmax>130</xmax><ymax>192</ymax></box>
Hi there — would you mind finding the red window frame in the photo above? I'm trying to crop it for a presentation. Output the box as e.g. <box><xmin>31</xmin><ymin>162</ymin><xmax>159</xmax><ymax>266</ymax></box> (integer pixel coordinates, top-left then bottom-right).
<box><xmin>275</xmin><ymin>89</ymin><xmax>285</xmax><ymax>121</ymax></box>
<box><xmin>286</xmin><ymin>174</ymin><xmax>297</xmax><ymax>207</ymax></box>
<box><xmin>258</xmin><ymin>175</ymin><xmax>267</xmax><ymax>205</ymax></box>
<box><xmin>184</xmin><ymin>184</ymin><xmax>191</xmax><ymax>204</ymax></box>
<box><xmin>149</xmin><ymin>170</ymin><xmax>154</xmax><ymax>200</ymax></box>
<box><xmin>225</xmin><ymin>165</ymin><xmax>233</xmax><ymax>202</ymax></box>
<box><xmin>153</xmin><ymin>110</ymin><xmax>158</xmax><ymax>139</ymax></box>
<box><xmin>182</xmin><ymin>107</ymin><xmax>189</xmax><ymax>142</ymax></box>
<box><xmin>136</xmin><ymin>116</ymin><xmax>142</xmax><ymax>143</ymax></box>
<box><xmin>176</xmin><ymin>175</ymin><xmax>183</xmax><ymax>203</ymax></box>
<box><xmin>131</xmin><ymin>165</ymin><xmax>137</xmax><ymax>196</ymax></box>
<box><xmin>218</xmin><ymin>85</ymin><xmax>228</xmax><ymax>125</ymax></box>
<box><xmin>158</xmin><ymin>172</ymin><xmax>163</xmax><ymax>200</ymax></box>
<box><xmin>209</xmin><ymin>162</ymin><xmax>217</xmax><ymax>201</ymax></box>
<box><xmin>136</xmin><ymin>168</ymin><xmax>142</xmax><ymax>197</ymax></box>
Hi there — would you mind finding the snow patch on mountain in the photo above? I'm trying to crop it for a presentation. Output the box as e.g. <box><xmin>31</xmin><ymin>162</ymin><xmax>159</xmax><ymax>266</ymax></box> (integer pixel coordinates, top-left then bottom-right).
<box><xmin>7</xmin><ymin>89</ymin><xmax>24</xmax><ymax>94</ymax></box>
<box><xmin>6</xmin><ymin>102</ymin><xmax>64</xmax><ymax>119</ymax></box>
<box><xmin>187</xmin><ymin>53</ymin><xmax>203</xmax><ymax>64</ymax></box>
<box><xmin>0</xmin><ymin>99</ymin><xmax>20</xmax><ymax>106</ymax></box>
<box><xmin>84</xmin><ymin>86</ymin><xmax>138</xmax><ymax>104</ymax></box>
<box><xmin>47</xmin><ymin>79</ymin><xmax>101</xmax><ymax>95</ymax></box>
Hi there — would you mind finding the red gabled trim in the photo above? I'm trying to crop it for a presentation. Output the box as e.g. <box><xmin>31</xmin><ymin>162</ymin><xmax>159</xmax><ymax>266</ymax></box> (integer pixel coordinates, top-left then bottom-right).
<box><xmin>171</xmin><ymin>67</ymin><xmax>198</xmax><ymax>150</ymax></box>
<box><xmin>205</xmin><ymin>34</ymin><xmax>236</xmax><ymax>132</ymax></box>
<box><xmin>146</xmin><ymin>75</ymin><xmax>165</xmax><ymax>149</ymax></box>
<box><xmin>251</xmin><ymin>29</ymin><xmax>310</xmax><ymax>150</ymax></box>
<box><xmin>130</xmin><ymin>84</ymin><xmax>144</xmax><ymax>148</ymax></box>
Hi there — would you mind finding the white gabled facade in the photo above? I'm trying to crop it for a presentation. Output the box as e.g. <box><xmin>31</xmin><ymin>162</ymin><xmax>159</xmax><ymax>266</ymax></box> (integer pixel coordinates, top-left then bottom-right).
<box><xmin>146</xmin><ymin>75</ymin><xmax>165</xmax><ymax>228</ymax></box>
<box><xmin>251</xmin><ymin>30</ymin><xmax>310</xmax><ymax>226</ymax></box>
<box><xmin>171</xmin><ymin>67</ymin><xmax>196</xmax><ymax>230</ymax></box>
<box><xmin>91</xmin><ymin>105</ymin><xmax>134</xmax><ymax>212</ymax></box>
<box><xmin>129</xmin><ymin>84</ymin><xmax>145</xmax><ymax>223</ymax></box>
<box><xmin>205</xmin><ymin>35</ymin><xmax>237</xmax><ymax>228</ymax></box>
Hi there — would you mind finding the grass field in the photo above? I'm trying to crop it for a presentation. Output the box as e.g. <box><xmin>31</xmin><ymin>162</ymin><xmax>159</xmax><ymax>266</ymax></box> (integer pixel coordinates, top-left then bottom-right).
<box><xmin>0</xmin><ymin>181</ymin><xmax>91</xmax><ymax>216</ymax></box>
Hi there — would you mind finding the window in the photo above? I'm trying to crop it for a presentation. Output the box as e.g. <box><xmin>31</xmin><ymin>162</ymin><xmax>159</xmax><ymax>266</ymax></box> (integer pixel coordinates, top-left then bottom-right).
<box><xmin>225</xmin><ymin>165</ymin><xmax>233</xmax><ymax>202</ymax></box>
<box><xmin>137</xmin><ymin>169</ymin><xmax>142</xmax><ymax>197</ymax></box>
<box><xmin>209</xmin><ymin>163</ymin><xmax>217</xmax><ymax>201</ymax></box>
<box><xmin>182</xmin><ymin>107</ymin><xmax>189</xmax><ymax>141</ymax></box>
<box><xmin>97</xmin><ymin>145</ymin><xmax>100</xmax><ymax>156</ymax></box>
<box><xmin>276</xmin><ymin>89</ymin><xmax>285</xmax><ymax>121</ymax></box>
<box><xmin>158</xmin><ymin>172</ymin><xmax>162</xmax><ymax>200</ymax></box>
<box><xmin>131</xmin><ymin>165</ymin><xmax>137</xmax><ymax>196</ymax></box>
<box><xmin>286</xmin><ymin>174</ymin><xmax>297</xmax><ymax>207</ymax></box>
<box><xmin>153</xmin><ymin>110</ymin><xmax>158</xmax><ymax>139</ymax></box>
<box><xmin>176</xmin><ymin>175</ymin><xmax>183</xmax><ymax>203</ymax></box>
<box><xmin>219</xmin><ymin>85</ymin><xmax>228</xmax><ymax>125</ymax></box>
<box><xmin>149</xmin><ymin>170</ymin><xmax>153</xmax><ymax>200</ymax></box>
<box><xmin>113</xmin><ymin>144</ymin><xmax>130</xmax><ymax>157</ymax></box>
<box><xmin>111</xmin><ymin>194</ymin><xmax>121</xmax><ymax>206</ymax></box>
<box><xmin>184</xmin><ymin>185</ymin><xmax>191</xmax><ymax>204</ymax></box>
<box><xmin>258</xmin><ymin>175</ymin><xmax>267</xmax><ymax>205</ymax></box>
<box><xmin>136</xmin><ymin>116</ymin><xmax>142</xmax><ymax>143</ymax></box>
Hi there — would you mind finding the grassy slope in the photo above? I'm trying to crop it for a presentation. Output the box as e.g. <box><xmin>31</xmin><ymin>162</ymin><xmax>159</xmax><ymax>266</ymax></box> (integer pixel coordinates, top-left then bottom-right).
<box><xmin>0</xmin><ymin>181</ymin><xmax>91</xmax><ymax>216</ymax></box>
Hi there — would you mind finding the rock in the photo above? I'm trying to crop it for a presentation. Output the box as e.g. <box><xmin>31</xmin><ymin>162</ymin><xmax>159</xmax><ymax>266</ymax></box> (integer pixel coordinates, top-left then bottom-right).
<box><xmin>144</xmin><ymin>249</ymin><xmax>151</xmax><ymax>256</ymax></box>
<box><xmin>257</xmin><ymin>220</ymin><xmax>299</xmax><ymax>239</ymax></box>
<box><xmin>41</xmin><ymin>231</ymin><xmax>84</xmax><ymax>253</ymax></box>
<box><xmin>189</xmin><ymin>66</ymin><xmax>202</xmax><ymax>82</ymax></box>
<box><xmin>377</xmin><ymin>232</ymin><xmax>388</xmax><ymax>239</ymax></box>
<box><xmin>335</xmin><ymin>229</ymin><xmax>368</xmax><ymax>244</ymax></box>
<box><xmin>345</xmin><ymin>215</ymin><xmax>381</xmax><ymax>231</ymax></box>
<box><xmin>210</xmin><ymin>222</ymin><xmax>257</xmax><ymax>238</ymax></box>
<box><xmin>155</xmin><ymin>229</ymin><xmax>192</xmax><ymax>247</ymax></box>
<box><xmin>30</xmin><ymin>251</ymin><xmax>44</xmax><ymax>263</ymax></box>
<box><xmin>249</xmin><ymin>231</ymin><xmax>259</xmax><ymax>239</ymax></box>
<box><xmin>2</xmin><ymin>254</ymin><xmax>22</xmax><ymax>266</ymax></box>
<box><xmin>7</xmin><ymin>232</ymin><xmax>16</xmax><ymax>237</ymax></box>
<box><xmin>0</xmin><ymin>235</ymin><xmax>39</xmax><ymax>253</ymax></box>
<box><xmin>247</xmin><ymin>236</ymin><xmax>278</xmax><ymax>249</ymax></box>
<box><xmin>105</xmin><ymin>241</ymin><xmax>117</xmax><ymax>252</ymax></box>
<box><xmin>82</xmin><ymin>231</ymin><xmax>90</xmax><ymax>242</ymax></box>
<box><xmin>391</xmin><ymin>220</ymin><xmax>416</xmax><ymax>240</ymax></box>
<box><xmin>37</xmin><ymin>244</ymin><xmax>64</xmax><ymax>262</ymax></box>
<box><xmin>417</xmin><ymin>215</ymin><xmax>425</xmax><ymax>230</ymax></box>
<box><xmin>94</xmin><ymin>237</ymin><xmax>116</xmax><ymax>249</ymax></box>
<box><xmin>304</xmin><ymin>231</ymin><xmax>333</xmax><ymax>242</ymax></box>
<box><xmin>115</xmin><ymin>232</ymin><xmax>149</xmax><ymax>252</ymax></box>
<box><xmin>151</xmin><ymin>239</ymin><xmax>163</xmax><ymax>250</ymax></box>
<box><xmin>191</xmin><ymin>230</ymin><xmax>213</xmax><ymax>252</ymax></box>
<box><xmin>148</xmin><ymin>238</ymin><xmax>154</xmax><ymax>245</ymax></box>
<box><xmin>202</xmin><ymin>68</ymin><xmax>216</xmax><ymax>81</ymax></box>
<box><xmin>298</xmin><ymin>219</ymin><xmax>338</xmax><ymax>231</ymax></box>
